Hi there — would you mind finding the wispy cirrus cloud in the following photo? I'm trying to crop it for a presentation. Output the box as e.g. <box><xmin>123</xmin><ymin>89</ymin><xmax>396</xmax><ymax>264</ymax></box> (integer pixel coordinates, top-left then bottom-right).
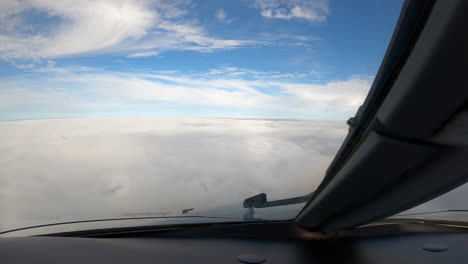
<box><xmin>0</xmin><ymin>65</ymin><xmax>371</xmax><ymax>120</ymax></box>
<box><xmin>252</xmin><ymin>0</ymin><xmax>329</xmax><ymax>22</ymax></box>
<box><xmin>215</xmin><ymin>8</ymin><xmax>235</xmax><ymax>23</ymax></box>
<box><xmin>0</xmin><ymin>0</ymin><xmax>255</xmax><ymax>59</ymax></box>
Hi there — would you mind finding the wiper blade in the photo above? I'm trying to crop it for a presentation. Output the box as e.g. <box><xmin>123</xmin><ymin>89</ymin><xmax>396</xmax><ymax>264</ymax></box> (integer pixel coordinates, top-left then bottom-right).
<box><xmin>394</xmin><ymin>209</ymin><xmax>468</xmax><ymax>217</ymax></box>
<box><xmin>0</xmin><ymin>215</ymin><xmax>255</xmax><ymax>235</ymax></box>
<box><xmin>243</xmin><ymin>192</ymin><xmax>313</xmax><ymax>208</ymax></box>
<box><xmin>372</xmin><ymin>218</ymin><xmax>468</xmax><ymax>228</ymax></box>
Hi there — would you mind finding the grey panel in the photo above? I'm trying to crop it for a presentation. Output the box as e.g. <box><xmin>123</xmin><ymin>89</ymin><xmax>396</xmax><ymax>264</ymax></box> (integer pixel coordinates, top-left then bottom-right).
<box><xmin>296</xmin><ymin>131</ymin><xmax>436</xmax><ymax>228</ymax></box>
<box><xmin>429</xmin><ymin>105</ymin><xmax>468</xmax><ymax>146</ymax></box>
<box><xmin>377</xmin><ymin>0</ymin><xmax>468</xmax><ymax>138</ymax></box>
<box><xmin>320</xmin><ymin>147</ymin><xmax>468</xmax><ymax>233</ymax></box>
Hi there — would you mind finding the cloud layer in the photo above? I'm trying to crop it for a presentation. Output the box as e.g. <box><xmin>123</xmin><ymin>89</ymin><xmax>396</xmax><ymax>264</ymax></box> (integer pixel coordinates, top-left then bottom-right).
<box><xmin>0</xmin><ymin>117</ymin><xmax>348</xmax><ymax>233</ymax></box>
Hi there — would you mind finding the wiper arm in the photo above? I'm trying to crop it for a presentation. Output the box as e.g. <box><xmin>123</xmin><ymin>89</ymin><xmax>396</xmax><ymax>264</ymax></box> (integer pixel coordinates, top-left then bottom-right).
<box><xmin>242</xmin><ymin>192</ymin><xmax>313</xmax><ymax>220</ymax></box>
<box><xmin>182</xmin><ymin>208</ymin><xmax>194</xmax><ymax>214</ymax></box>
<box><xmin>243</xmin><ymin>192</ymin><xmax>313</xmax><ymax>209</ymax></box>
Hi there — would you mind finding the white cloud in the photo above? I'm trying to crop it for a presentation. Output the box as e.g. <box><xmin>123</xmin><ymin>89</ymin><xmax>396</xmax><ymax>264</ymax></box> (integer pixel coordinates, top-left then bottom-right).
<box><xmin>215</xmin><ymin>8</ymin><xmax>234</xmax><ymax>23</ymax></box>
<box><xmin>0</xmin><ymin>117</ymin><xmax>347</xmax><ymax>232</ymax></box>
<box><xmin>0</xmin><ymin>66</ymin><xmax>372</xmax><ymax>119</ymax></box>
<box><xmin>253</xmin><ymin>0</ymin><xmax>329</xmax><ymax>22</ymax></box>
<box><xmin>126</xmin><ymin>51</ymin><xmax>160</xmax><ymax>58</ymax></box>
<box><xmin>0</xmin><ymin>0</ymin><xmax>254</xmax><ymax>59</ymax></box>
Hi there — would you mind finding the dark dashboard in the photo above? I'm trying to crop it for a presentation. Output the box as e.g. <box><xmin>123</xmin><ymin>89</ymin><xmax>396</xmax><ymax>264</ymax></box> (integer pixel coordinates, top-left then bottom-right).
<box><xmin>2</xmin><ymin>222</ymin><xmax>467</xmax><ymax>264</ymax></box>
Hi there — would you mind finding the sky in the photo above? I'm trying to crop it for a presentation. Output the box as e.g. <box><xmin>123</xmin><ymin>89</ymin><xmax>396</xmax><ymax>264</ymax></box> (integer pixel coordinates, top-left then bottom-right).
<box><xmin>0</xmin><ymin>0</ymin><xmax>404</xmax><ymax>120</ymax></box>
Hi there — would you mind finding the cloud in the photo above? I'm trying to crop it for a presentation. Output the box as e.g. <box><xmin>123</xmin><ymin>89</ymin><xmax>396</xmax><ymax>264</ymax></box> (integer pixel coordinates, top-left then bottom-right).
<box><xmin>0</xmin><ymin>66</ymin><xmax>372</xmax><ymax>120</ymax></box>
<box><xmin>258</xmin><ymin>32</ymin><xmax>322</xmax><ymax>48</ymax></box>
<box><xmin>126</xmin><ymin>51</ymin><xmax>160</xmax><ymax>58</ymax></box>
<box><xmin>253</xmin><ymin>0</ymin><xmax>329</xmax><ymax>22</ymax></box>
<box><xmin>215</xmin><ymin>8</ymin><xmax>235</xmax><ymax>23</ymax></box>
<box><xmin>0</xmin><ymin>0</ymin><xmax>254</xmax><ymax>59</ymax></box>
<box><xmin>2</xmin><ymin>117</ymin><xmax>464</xmax><ymax>234</ymax></box>
<box><xmin>0</xmin><ymin>117</ymin><xmax>348</xmax><ymax>233</ymax></box>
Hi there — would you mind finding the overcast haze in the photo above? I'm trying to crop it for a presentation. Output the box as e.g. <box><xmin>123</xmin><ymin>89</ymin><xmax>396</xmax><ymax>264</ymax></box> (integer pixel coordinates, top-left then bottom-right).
<box><xmin>0</xmin><ymin>117</ymin><xmax>349</xmax><ymax>232</ymax></box>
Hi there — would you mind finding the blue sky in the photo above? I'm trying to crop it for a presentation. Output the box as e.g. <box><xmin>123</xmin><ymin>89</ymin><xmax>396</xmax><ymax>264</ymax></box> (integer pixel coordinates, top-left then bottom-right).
<box><xmin>0</xmin><ymin>0</ymin><xmax>403</xmax><ymax>120</ymax></box>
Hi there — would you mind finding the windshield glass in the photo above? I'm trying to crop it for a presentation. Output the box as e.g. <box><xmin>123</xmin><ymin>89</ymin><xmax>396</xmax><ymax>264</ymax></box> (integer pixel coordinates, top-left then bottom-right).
<box><xmin>0</xmin><ymin>0</ymin><xmax>404</xmax><ymax>236</ymax></box>
<box><xmin>391</xmin><ymin>183</ymin><xmax>468</xmax><ymax>223</ymax></box>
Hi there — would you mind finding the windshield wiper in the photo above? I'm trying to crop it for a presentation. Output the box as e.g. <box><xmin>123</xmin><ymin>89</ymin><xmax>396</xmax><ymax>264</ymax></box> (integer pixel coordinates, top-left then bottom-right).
<box><xmin>372</xmin><ymin>218</ymin><xmax>468</xmax><ymax>229</ymax></box>
<box><xmin>243</xmin><ymin>192</ymin><xmax>313</xmax><ymax>208</ymax></box>
<box><xmin>394</xmin><ymin>209</ymin><xmax>468</xmax><ymax>217</ymax></box>
<box><xmin>0</xmin><ymin>215</ymin><xmax>257</xmax><ymax>236</ymax></box>
<box><xmin>242</xmin><ymin>192</ymin><xmax>313</xmax><ymax>220</ymax></box>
